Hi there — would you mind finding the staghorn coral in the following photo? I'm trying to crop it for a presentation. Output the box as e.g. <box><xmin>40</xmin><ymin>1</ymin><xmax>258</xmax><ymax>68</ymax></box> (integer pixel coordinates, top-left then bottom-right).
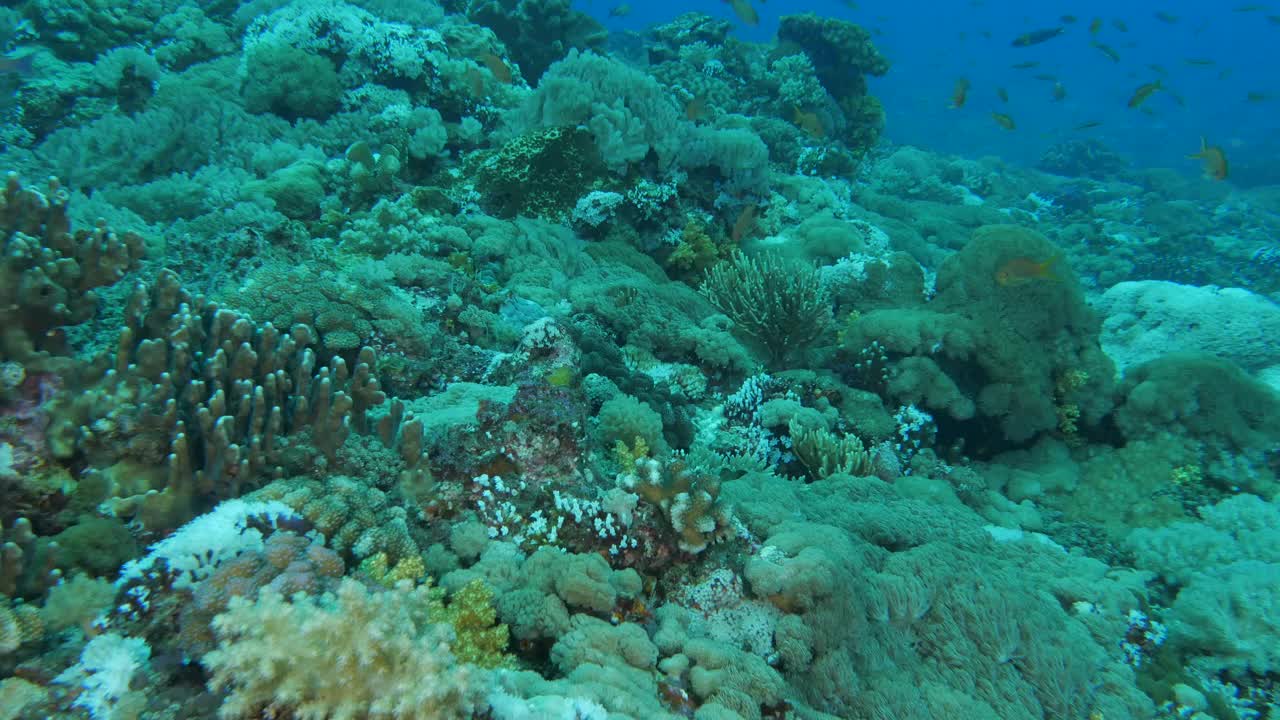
<box><xmin>205</xmin><ymin>577</ymin><xmax>486</xmax><ymax>719</ymax></box>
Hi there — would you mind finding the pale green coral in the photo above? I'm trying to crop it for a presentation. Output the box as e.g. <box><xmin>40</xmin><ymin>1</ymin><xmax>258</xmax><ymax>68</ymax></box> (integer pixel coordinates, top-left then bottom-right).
<box><xmin>206</xmin><ymin>578</ymin><xmax>485</xmax><ymax>719</ymax></box>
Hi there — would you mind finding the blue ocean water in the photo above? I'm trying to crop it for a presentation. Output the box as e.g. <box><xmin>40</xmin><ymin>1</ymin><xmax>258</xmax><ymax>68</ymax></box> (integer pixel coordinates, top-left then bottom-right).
<box><xmin>582</xmin><ymin>0</ymin><xmax>1279</xmax><ymax>180</ymax></box>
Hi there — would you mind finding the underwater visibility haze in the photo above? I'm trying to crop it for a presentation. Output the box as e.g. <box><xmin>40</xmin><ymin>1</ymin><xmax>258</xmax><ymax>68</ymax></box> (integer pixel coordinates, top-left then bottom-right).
<box><xmin>0</xmin><ymin>0</ymin><xmax>1278</xmax><ymax>719</ymax></box>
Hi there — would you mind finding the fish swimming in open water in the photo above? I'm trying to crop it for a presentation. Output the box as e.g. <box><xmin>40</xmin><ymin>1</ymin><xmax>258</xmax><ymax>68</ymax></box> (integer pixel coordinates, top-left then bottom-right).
<box><xmin>1188</xmin><ymin>137</ymin><xmax>1228</xmax><ymax>180</ymax></box>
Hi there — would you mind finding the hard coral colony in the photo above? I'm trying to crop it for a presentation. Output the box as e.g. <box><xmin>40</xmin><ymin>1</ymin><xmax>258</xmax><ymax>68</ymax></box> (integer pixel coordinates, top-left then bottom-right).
<box><xmin>0</xmin><ymin>2</ymin><xmax>1277</xmax><ymax>720</ymax></box>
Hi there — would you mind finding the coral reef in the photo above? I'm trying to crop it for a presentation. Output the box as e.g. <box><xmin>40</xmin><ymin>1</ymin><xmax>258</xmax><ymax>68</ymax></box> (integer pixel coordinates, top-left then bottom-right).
<box><xmin>0</xmin><ymin>2</ymin><xmax>1276</xmax><ymax>718</ymax></box>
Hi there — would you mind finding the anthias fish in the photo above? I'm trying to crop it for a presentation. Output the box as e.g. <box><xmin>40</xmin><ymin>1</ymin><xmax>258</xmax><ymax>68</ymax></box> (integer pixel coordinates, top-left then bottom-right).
<box><xmin>1127</xmin><ymin>80</ymin><xmax>1163</xmax><ymax>108</ymax></box>
<box><xmin>723</xmin><ymin>0</ymin><xmax>759</xmax><ymax>26</ymax></box>
<box><xmin>1011</xmin><ymin>27</ymin><xmax>1064</xmax><ymax>47</ymax></box>
<box><xmin>1092</xmin><ymin>42</ymin><xmax>1121</xmax><ymax>62</ymax></box>
<box><xmin>995</xmin><ymin>255</ymin><xmax>1060</xmax><ymax>286</ymax></box>
<box><xmin>1188</xmin><ymin>137</ymin><xmax>1229</xmax><ymax>180</ymax></box>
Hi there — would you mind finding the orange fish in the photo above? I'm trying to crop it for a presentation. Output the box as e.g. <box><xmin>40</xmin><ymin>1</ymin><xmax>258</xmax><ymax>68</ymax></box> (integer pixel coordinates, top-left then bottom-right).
<box><xmin>481</xmin><ymin>53</ymin><xmax>512</xmax><ymax>83</ymax></box>
<box><xmin>723</xmin><ymin>0</ymin><xmax>759</xmax><ymax>25</ymax></box>
<box><xmin>950</xmin><ymin>78</ymin><xmax>970</xmax><ymax>108</ymax></box>
<box><xmin>995</xmin><ymin>255</ymin><xmax>1061</xmax><ymax>287</ymax></box>
<box><xmin>1127</xmin><ymin>79</ymin><xmax>1162</xmax><ymax>108</ymax></box>
<box><xmin>464</xmin><ymin>66</ymin><xmax>486</xmax><ymax>96</ymax></box>
<box><xmin>685</xmin><ymin>94</ymin><xmax>708</xmax><ymax>121</ymax></box>
<box><xmin>731</xmin><ymin>204</ymin><xmax>758</xmax><ymax>243</ymax></box>
<box><xmin>1188</xmin><ymin>137</ymin><xmax>1228</xmax><ymax>180</ymax></box>
<box><xmin>793</xmin><ymin>106</ymin><xmax>826</xmax><ymax>138</ymax></box>
<box><xmin>990</xmin><ymin>111</ymin><xmax>1016</xmax><ymax>130</ymax></box>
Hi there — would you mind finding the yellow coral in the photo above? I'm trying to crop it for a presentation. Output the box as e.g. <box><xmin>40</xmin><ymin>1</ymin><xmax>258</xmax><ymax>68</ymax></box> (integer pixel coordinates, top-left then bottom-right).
<box><xmin>1171</xmin><ymin>464</ymin><xmax>1202</xmax><ymax>487</ymax></box>
<box><xmin>433</xmin><ymin>580</ymin><xmax>513</xmax><ymax>669</ymax></box>
<box><xmin>667</xmin><ymin>221</ymin><xmax>724</xmax><ymax>275</ymax></box>
<box><xmin>359</xmin><ymin>552</ymin><xmax>427</xmax><ymax>587</ymax></box>
<box><xmin>207</xmin><ymin>578</ymin><xmax>480</xmax><ymax>719</ymax></box>
<box><xmin>613</xmin><ymin>436</ymin><xmax>650</xmax><ymax>470</ymax></box>
<box><xmin>0</xmin><ymin>604</ymin><xmax>42</xmax><ymax>654</ymax></box>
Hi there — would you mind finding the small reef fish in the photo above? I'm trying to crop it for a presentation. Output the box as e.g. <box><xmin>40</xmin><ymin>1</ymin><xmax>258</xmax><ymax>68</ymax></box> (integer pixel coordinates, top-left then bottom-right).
<box><xmin>722</xmin><ymin>0</ymin><xmax>760</xmax><ymax>26</ymax></box>
<box><xmin>1188</xmin><ymin>137</ymin><xmax>1229</xmax><ymax>180</ymax></box>
<box><xmin>990</xmin><ymin>111</ymin><xmax>1015</xmax><ymax>130</ymax></box>
<box><xmin>1052</xmin><ymin>82</ymin><xmax>1067</xmax><ymax>101</ymax></box>
<box><xmin>480</xmin><ymin>53</ymin><xmax>512</xmax><ymax>83</ymax></box>
<box><xmin>995</xmin><ymin>255</ymin><xmax>1060</xmax><ymax>287</ymax></box>
<box><xmin>1268</xmin><ymin>14</ymin><xmax>1280</xmax><ymax>24</ymax></box>
<box><xmin>996</xmin><ymin>86</ymin><xmax>1009</xmax><ymax>103</ymax></box>
<box><xmin>1060</xmin><ymin>15</ymin><xmax>1078</xmax><ymax>23</ymax></box>
<box><xmin>1127</xmin><ymin>80</ymin><xmax>1162</xmax><ymax>108</ymax></box>
<box><xmin>1233</xmin><ymin>4</ymin><xmax>1269</xmax><ymax>10</ymax></box>
<box><xmin>1074</xmin><ymin>120</ymin><xmax>1103</xmax><ymax>130</ymax></box>
<box><xmin>1112</xmin><ymin>18</ymin><xmax>1129</xmax><ymax>32</ymax></box>
<box><xmin>1011</xmin><ymin>27</ymin><xmax>1064</xmax><ymax>47</ymax></box>
<box><xmin>0</xmin><ymin>53</ymin><xmax>35</xmax><ymax>78</ymax></box>
<box><xmin>1154</xmin><ymin>11</ymin><xmax>1180</xmax><ymax>23</ymax></box>
<box><xmin>1089</xmin><ymin>18</ymin><xmax>1103</xmax><ymax>34</ymax></box>
<box><xmin>1092</xmin><ymin>42</ymin><xmax>1121</xmax><ymax>62</ymax></box>
<box><xmin>1183</xmin><ymin>58</ymin><xmax>1215</xmax><ymax>66</ymax></box>
<box><xmin>792</xmin><ymin>107</ymin><xmax>826</xmax><ymax>139</ymax></box>
<box><xmin>1246</xmin><ymin>91</ymin><xmax>1272</xmax><ymax>102</ymax></box>
<box><xmin>1011</xmin><ymin>61</ymin><xmax>1040</xmax><ymax>69</ymax></box>
<box><xmin>731</xmin><ymin>204</ymin><xmax>757</xmax><ymax>243</ymax></box>
<box><xmin>685</xmin><ymin>94</ymin><xmax>708</xmax><ymax>121</ymax></box>
<box><xmin>949</xmin><ymin>78</ymin><xmax>970</xmax><ymax>108</ymax></box>
<box><xmin>609</xmin><ymin>4</ymin><xmax>631</xmax><ymax>17</ymax></box>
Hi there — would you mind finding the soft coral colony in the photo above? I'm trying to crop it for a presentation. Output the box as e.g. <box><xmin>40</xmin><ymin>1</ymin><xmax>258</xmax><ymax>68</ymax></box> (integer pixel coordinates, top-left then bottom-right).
<box><xmin>0</xmin><ymin>1</ymin><xmax>1278</xmax><ymax>719</ymax></box>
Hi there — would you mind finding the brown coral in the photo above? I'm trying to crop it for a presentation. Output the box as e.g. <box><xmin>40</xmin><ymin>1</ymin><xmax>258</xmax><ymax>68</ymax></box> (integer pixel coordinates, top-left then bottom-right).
<box><xmin>0</xmin><ymin>173</ymin><xmax>144</xmax><ymax>364</ymax></box>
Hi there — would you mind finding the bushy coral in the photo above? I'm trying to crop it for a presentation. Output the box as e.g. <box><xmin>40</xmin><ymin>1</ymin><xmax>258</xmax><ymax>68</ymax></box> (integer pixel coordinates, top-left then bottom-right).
<box><xmin>700</xmin><ymin>251</ymin><xmax>832</xmax><ymax>367</ymax></box>
<box><xmin>205</xmin><ymin>577</ymin><xmax>486</xmax><ymax>719</ymax></box>
<box><xmin>844</xmin><ymin>224</ymin><xmax>1116</xmax><ymax>447</ymax></box>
